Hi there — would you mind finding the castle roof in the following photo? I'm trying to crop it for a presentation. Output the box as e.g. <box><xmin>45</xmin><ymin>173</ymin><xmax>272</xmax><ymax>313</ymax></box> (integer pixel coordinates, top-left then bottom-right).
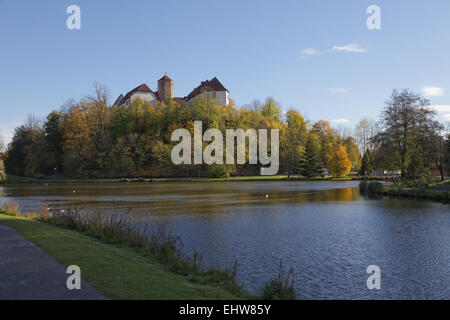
<box><xmin>123</xmin><ymin>83</ymin><xmax>153</xmax><ymax>101</ymax></box>
<box><xmin>185</xmin><ymin>77</ymin><xmax>228</xmax><ymax>101</ymax></box>
<box><xmin>159</xmin><ymin>75</ymin><xmax>172</xmax><ymax>81</ymax></box>
<box><xmin>113</xmin><ymin>94</ymin><xmax>124</xmax><ymax>106</ymax></box>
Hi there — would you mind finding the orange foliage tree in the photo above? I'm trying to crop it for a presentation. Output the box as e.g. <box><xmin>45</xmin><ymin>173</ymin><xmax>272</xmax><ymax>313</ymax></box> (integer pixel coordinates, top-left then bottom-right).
<box><xmin>327</xmin><ymin>144</ymin><xmax>352</xmax><ymax>177</ymax></box>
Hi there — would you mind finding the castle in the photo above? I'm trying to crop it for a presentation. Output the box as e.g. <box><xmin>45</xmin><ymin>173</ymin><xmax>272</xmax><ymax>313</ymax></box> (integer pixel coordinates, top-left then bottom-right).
<box><xmin>114</xmin><ymin>75</ymin><xmax>230</xmax><ymax>107</ymax></box>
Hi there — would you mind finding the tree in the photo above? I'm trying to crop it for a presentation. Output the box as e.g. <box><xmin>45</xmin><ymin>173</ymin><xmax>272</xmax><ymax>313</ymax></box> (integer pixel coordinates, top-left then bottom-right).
<box><xmin>281</xmin><ymin>110</ymin><xmax>308</xmax><ymax>178</ymax></box>
<box><xmin>446</xmin><ymin>132</ymin><xmax>450</xmax><ymax>175</ymax></box>
<box><xmin>300</xmin><ymin>135</ymin><xmax>323</xmax><ymax>178</ymax></box>
<box><xmin>5</xmin><ymin>116</ymin><xmax>52</xmax><ymax>177</ymax></box>
<box><xmin>44</xmin><ymin>111</ymin><xmax>63</xmax><ymax>174</ymax></box>
<box><xmin>327</xmin><ymin>144</ymin><xmax>352</xmax><ymax>177</ymax></box>
<box><xmin>355</xmin><ymin>118</ymin><xmax>377</xmax><ymax>154</ymax></box>
<box><xmin>0</xmin><ymin>159</ymin><xmax>5</xmax><ymax>182</ymax></box>
<box><xmin>342</xmin><ymin>137</ymin><xmax>361</xmax><ymax>172</ymax></box>
<box><xmin>359</xmin><ymin>150</ymin><xmax>373</xmax><ymax>176</ymax></box>
<box><xmin>312</xmin><ymin>120</ymin><xmax>335</xmax><ymax>168</ymax></box>
<box><xmin>261</xmin><ymin>97</ymin><xmax>281</xmax><ymax>121</ymax></box>
<box><xmin>0</xmin><ymin>139</ymin><xmax>5</xmax><ymax>182</ymax></box>
<box><xmin>426</xmin><ymin>121</ymin><xmax>447</xmax><ymax>181</ymax></box>
<box><xmin>374</xmin><ymin>89</ymin><xmax>435</xmax><ymax>181</ymax></box>
<box><xmin>61</xmin><ymin>106</ymin><xmax>95</xmax><ymax>177</ymax></box>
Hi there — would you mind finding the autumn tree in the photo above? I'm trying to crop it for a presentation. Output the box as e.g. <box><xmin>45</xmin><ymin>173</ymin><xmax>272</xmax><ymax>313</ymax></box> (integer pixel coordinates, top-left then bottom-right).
<box><xmin>261</xmin><ymin>97</ymin><xmax>281</xmax><ymax>121</ymax></box>
<box><xmin>281</xmin><ymin>110</ymin><xmax>308</xmax><ymax>178</ymax></box>
<box><xmin>312</xmin><ymin>120</ymin><xmax>335</xmax><ymax>168</ymax></box>
<box><xmin>327</xmin><ymin>144</ymin><xmax>352</xmax><ymax>177</ymax></box>
<box><xmin>342</xmin><ymin>137</ymin><xmax>361</xmax><ymax>172</ymax></box>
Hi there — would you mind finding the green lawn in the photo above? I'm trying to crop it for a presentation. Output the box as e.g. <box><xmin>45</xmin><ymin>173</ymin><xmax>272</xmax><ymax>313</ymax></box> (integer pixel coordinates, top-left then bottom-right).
<box><xmin>0</xmin><ymin>214</ymin><xmax>241</xmax><ymax>300</ymax></box>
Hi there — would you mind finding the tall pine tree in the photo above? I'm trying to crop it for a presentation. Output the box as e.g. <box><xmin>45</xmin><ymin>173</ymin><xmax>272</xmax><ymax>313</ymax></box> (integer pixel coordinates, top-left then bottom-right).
<box><xmin>300</xmin><ymin>135</ymin><xmax>323</xmax><ymax>178</ymax></box>
<box><xmin>359</xmin><ymin>150</ymin><xmax>373</xmax><ymax>176</ymax></box>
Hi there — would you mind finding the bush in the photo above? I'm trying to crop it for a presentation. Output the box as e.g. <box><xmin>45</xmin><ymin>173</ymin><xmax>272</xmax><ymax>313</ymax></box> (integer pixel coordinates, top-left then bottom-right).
<box><xmin>261</xmin><ymin>262</ymin><xmax>297</xmax><ymax>300</ymax></box>
<box><xmin>359</xmin><ymin>181</ymin><xmax>369</xmax><ymax>194</ymax></box>
<box><xmin>207</xmin><ymin>165</ymin><xmax>230</xmax><ymax>179</ymax></box>
<box><xmin>368</xmin><ymin>182</ymin><xmax>384</xmax><ymax>194</ymax></box>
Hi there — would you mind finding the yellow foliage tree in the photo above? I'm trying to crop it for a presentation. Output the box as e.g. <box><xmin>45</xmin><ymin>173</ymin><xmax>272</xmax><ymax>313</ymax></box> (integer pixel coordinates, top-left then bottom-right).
<box><xmin>327</xmin><ymin>144</ymin><xmax>352</xmax><ymax>177</ymax></box>
<box><xmin>0</xmin><ymin>159</ymin><xmax>6</xmax><ymax>182</ymax></box>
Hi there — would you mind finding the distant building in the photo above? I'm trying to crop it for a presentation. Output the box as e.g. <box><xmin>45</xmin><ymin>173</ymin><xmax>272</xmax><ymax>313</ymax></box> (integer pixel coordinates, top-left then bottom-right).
<box><xmin>185</xmin><ymin>77</ymin><xmax>229</xmax><ymax>106</ymax></box>
<box><xmin>373</xmin><ymin>169</ymin><xmax>401</xmax><ymax>176</ymax></box>
<box><xmin>114</xmin><ymin>75</ymin><xmax>229</xmax><ymax>107</ymax></box>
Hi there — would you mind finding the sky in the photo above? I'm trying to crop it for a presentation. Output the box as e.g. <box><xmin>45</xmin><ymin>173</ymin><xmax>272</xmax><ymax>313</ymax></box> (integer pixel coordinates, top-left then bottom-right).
<box><xmin>1</xmin><ymin>0</ymin><xmax>450</xmax><ymax>146</ymax></box>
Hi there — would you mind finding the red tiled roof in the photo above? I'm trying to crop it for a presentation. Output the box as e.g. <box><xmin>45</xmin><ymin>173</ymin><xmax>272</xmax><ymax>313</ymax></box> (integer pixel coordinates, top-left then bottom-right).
<box><xmin>185</xmin><ymin>77</ymin><xmax>228</xmax><ymax>101</ymax></box>
<box><xmin>159</xmin><ymin>75</ymin><xmax>172</xmax><ymax>81</ymax></box>
<box><xmin>123</xmin><ymin>83</ymin><xmax>153</xmax><ymax>101</ymax></box>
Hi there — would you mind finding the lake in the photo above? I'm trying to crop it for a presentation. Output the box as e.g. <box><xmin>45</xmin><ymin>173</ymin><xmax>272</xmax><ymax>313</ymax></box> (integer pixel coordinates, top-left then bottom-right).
<box><xmin>0</xmin><ymin>181</ymin><xmax>449</xmax><ymax>299</ymax></box>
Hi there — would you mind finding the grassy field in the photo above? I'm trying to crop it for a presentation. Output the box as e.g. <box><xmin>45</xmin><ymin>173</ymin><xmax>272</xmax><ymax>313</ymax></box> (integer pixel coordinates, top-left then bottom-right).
<box><xmin>0</xmin><ymin>214</ymin><xmax>243</xmax><ymax>300</ymax></box>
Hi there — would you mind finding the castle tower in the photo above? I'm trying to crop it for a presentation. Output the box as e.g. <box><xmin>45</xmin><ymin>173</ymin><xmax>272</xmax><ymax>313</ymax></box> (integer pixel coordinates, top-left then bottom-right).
<box><xmin>158</xmin><ymin>75</ymin><xmax>174</xmax><ymax>101</ymax></box>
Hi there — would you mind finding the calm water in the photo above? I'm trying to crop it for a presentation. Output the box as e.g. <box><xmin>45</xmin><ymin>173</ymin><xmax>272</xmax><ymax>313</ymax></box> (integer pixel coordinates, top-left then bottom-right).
<box><xmin>1</xmin><ymin>181</ymin><xmax>449</xmax><ymax>299</ymax></box>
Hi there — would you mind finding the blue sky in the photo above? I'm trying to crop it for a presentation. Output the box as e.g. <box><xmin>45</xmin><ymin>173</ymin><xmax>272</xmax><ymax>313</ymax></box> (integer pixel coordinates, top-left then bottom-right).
<box><xmin>1</xmin><ymin>0</ymin><xmax>450</xmax><ymax>146</ymax></box>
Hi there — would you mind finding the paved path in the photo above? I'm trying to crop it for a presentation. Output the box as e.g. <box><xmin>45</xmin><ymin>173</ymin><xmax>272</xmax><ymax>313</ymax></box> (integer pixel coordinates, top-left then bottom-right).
<box><xmin>0</xmin><ymin>224</ymin><xmax>107</xmax><ymax>300</ymax></box>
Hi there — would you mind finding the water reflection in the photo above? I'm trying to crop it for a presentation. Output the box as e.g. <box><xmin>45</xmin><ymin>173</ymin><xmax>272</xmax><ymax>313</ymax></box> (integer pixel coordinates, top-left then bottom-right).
<box><xmin>0</xmin><ymin>181</ymin><xmax>448</xmax><ymax>299</ymax></box>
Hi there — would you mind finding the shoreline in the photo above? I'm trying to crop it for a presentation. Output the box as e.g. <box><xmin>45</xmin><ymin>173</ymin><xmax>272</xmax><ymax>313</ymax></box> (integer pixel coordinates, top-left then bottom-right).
<box><xmin>1</xmin><ymin>175</ymin><xmax>386</xmax><ymax>184</ymax></box>
<box><xmin>360</xmin><ymin>181</ymin><xmax>450</xmax><ymax>203</ymax></box>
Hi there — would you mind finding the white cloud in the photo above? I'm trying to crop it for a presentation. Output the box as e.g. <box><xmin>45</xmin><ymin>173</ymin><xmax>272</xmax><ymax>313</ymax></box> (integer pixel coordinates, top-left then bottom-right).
<box><xmin>329</xmin><ymin>88</ymin><xmax>349</xmax><ymax>94</ymax></box>
<box><xmin>425</xmin><ymin>105</ymin><xmax>450</xmax><ymax>122</ymax></box>
<box><xmin>421</xmin><ymin>86</ymin><xmax>444</xmax><ymax>97</ymax></box>
<box><xmin>426</xmin><ymin>105</ymin><xmax>450</xmax><ymax>113</ymax></box>
<box><xmin>331</xmin><ymin>118</ymin><xmax>350</xmax><ymax>124</ymax></box>
<box><xmin>331</xmin><ymin>43</ymin><xmax>367</xmax><ymax>53</ymax></box>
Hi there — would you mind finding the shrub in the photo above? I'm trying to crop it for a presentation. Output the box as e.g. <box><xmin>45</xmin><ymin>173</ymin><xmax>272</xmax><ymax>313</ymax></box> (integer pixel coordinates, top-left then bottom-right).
<box><xmin>261</xmin><ymin>262</ymin><xmax>297</xmax><ymax>300</ymax></box>
<box><xmin>207</xmin><ymin>165</ymin><xmax>230</xmax><ymax>179</ymax></box>
<box><xmin>359</xmin><ymin>181</ymin><xmax>369</xmax><ymax>194</ymax></box>
<box><xmin>368</xmin><ymin>182</ymin><xmax>384</xmax><ymax>194</ymax></box>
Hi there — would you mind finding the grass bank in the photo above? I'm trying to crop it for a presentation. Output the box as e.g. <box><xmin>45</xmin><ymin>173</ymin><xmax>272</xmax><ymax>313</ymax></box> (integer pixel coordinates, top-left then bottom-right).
<box><xmin>0</xmin><ymin>213</ymin><xmax>241</xmax><ymax>300</ymax></box>
<box><xmin>359</xmin><ymin>180</ymin><xmax>450</xmax><ymax>203</ymax></box>
<box><xmin>0</xmin><ymin>204</ymin><xmax>297</xmax><ymax>300</ymax></box>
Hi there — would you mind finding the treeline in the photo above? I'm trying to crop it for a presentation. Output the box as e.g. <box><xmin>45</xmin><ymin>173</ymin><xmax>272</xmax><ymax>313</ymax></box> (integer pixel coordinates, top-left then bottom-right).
<box><xmin>4</xmin><ymin>86</ymin><xmax>448</xmax><ymax>181</ymax></box>
<box><xmin>359</xmin><ymin>89</ymin><xmax>450</xmax><ymax>185</ymax></box>
<box><xmin>4</xmin><ymin>84</ymin><xmax>360</xmax><ymax>179</ymax></box>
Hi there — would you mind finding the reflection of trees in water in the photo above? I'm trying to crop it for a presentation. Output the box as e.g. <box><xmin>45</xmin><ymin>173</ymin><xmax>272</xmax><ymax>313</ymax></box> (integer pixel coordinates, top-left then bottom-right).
<box><xmin>290</xmin><ymin>187</ymin><xmax>359</xmax><ymax>203</ymax></box>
